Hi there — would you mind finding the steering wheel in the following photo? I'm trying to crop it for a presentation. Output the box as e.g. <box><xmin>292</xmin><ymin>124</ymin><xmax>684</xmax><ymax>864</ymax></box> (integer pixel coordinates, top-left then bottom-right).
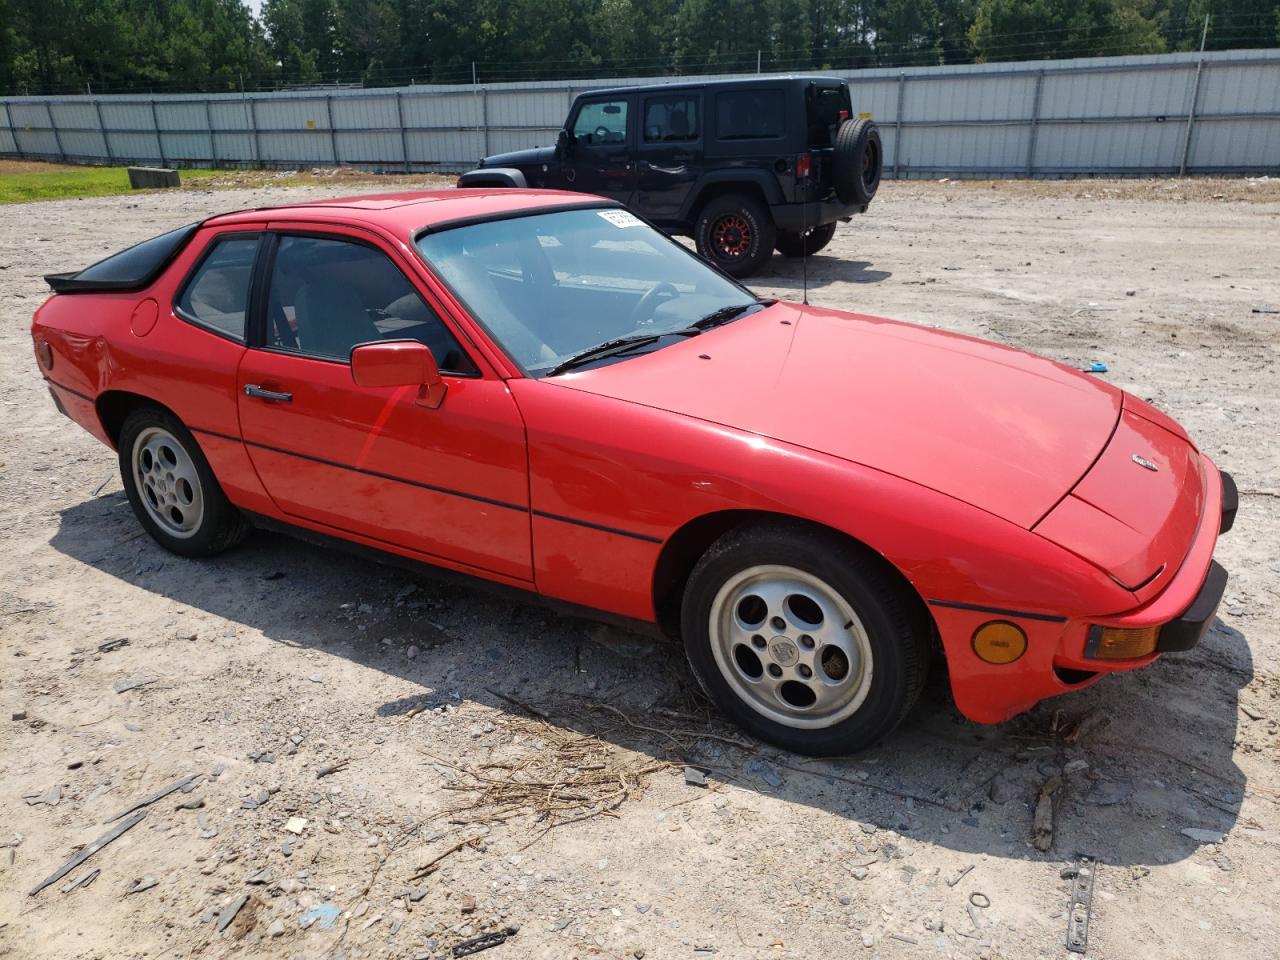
<box><xmin>628</xmin><ymin>281</ymin><xmax>680</xmax><ymax>327</ymax></box>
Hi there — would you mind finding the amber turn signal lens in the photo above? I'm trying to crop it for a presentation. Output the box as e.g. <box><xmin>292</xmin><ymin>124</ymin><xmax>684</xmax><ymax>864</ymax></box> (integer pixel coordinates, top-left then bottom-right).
<box><xmin>1088</xmin><ymin>625</ymin><xmax>1160</xmax><ymax>660</ymax></box>
<box><xmin>972</xmin><ymin>621</ymin><xmax>1027</xmax><ymax>664</ymax></box>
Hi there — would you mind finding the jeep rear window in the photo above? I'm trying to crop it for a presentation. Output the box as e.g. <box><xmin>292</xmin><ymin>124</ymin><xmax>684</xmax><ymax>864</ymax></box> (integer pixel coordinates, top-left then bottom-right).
<box><xmin>807</xmin><ymin>84</ymin><xmax>853</xmax><ymax>148</ymax></box>
<box><xmin>715</xmin><ymin>89</ymin><xmax>784</xmax><ymax>141</ymax></box>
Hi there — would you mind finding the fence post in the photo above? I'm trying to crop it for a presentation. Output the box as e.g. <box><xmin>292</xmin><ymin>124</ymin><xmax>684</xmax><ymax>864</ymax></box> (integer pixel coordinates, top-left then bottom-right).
<box><xmin>1026</xmin><ymin>70</ymin><xmax>1045</xmax><ymax>177</ymax></box>
<box><xmin>203</xmin><ymin>99</ymin><xmax>218</xmax><ymax>166</ymax></box>
<box><xmin>91</xmin><ymin>98</ymin><xmax>113</xmax><ymax>163</ymax></box>
<box><xmin>47</xmin><ymin>101</ymin><xmax>67</xmax><ymax>162</ymax></box>
<box><xmin>325</xmin><ymin>95</ymin><xmax>339</xmax><ymax>165</ymax></box>
<box><xmin>893</xmin><ymin>73</ymin><xmax>905</xmax><ymax>179</ymax></box>
<box><xmin>1179</xmin><ymin>60</ymin><xmax>1207</xmax><ymax>176</ymax></box>
<box><xmin>394</xmin><ymin>91</ymin><xmax>410</xmax><ymax>173</ymax></box>
<box><xmin>149</xmin><ymin>98</ymin><xmax>167</xmax><ymax>166</ymax></box>
<box><xmin>248</xmin><ymin>98</ymin><xmax>262</xmax><ymax>166</ymax></box>
<box><xmin>4</xmin><ymin>101</ymin><xmax>25</xmax><ymax>160</ymax></box>
<box><xmin>481</xmin><ymin>87</ymin><xmax>490</xmax><ymax>158</ymax></box>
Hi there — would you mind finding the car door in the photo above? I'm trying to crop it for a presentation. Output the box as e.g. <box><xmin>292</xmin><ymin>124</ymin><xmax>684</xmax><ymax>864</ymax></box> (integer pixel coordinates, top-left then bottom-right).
<box><xmin>235</xmin><ymin>222</ymin><xmax>533</xmax><ymax>582</ymax></box>
<box><xmin>562</xmin><ymin>95</ymin><xmax>636</xmax><ymax>203</ymax></box>
<box><xmin>635</xmin><ymin>91</ymin><xmax>702</xmax><ymax>223</ymax></box>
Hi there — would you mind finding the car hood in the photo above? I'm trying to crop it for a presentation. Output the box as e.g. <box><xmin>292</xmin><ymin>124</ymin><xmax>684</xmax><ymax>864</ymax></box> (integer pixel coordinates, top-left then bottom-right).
<box><xmin>551</xmin><ymin>301</ymin><xmax>1123</xmax><ymax>528</ymax></box>
<box><xmin>480</xmin><ymin>146</ymin><xmax>555</xmax><ymax>169</ymax></box>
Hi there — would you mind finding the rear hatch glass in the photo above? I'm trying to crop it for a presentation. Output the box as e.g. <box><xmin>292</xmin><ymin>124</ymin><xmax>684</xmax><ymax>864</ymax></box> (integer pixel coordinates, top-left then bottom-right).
<box><xmin>45</xmin><ymin>222</ymin><xmax>200</xmax><ymax>293</ymax></box>
<box><xmin>807</xmin><ymin>84</ymin><xmax>852</xmax><ymax>148</ymax></box>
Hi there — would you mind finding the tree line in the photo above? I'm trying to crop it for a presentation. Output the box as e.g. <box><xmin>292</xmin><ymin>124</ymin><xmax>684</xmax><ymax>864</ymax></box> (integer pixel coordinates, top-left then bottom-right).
<box><xmin>2</xmin><ymin>0</ymin><xmax>1277</xmax><ymax>95</ymax></box>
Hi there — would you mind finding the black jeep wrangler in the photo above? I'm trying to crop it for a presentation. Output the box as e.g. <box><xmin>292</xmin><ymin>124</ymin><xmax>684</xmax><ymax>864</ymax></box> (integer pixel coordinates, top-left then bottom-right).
<box><xmin>458</xmin><ymin>76</ymin><xmax>882</xmax><ymax>278</ymax></box>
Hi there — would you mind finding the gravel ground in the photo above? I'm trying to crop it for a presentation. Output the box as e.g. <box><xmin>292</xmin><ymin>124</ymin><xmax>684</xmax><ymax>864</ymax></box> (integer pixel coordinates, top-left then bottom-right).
<box><xmin>2</xmin><ymin>177</ymin><xmax>1279</xmax><ymax>960</ymax></box>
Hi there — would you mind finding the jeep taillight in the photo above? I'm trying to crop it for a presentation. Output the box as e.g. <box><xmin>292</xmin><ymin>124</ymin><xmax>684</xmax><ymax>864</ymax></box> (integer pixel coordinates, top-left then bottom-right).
<box><xmin>795</xmin><ymin>153</ymin><xmax>812</xmax><ymax>179</ymax></box>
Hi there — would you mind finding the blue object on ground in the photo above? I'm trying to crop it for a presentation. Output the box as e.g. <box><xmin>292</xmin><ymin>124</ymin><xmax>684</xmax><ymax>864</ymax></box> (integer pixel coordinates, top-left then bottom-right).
<box><xmin>1085</xmin><ymin>362</ymin><xmax>1108</xmax><ymax>373</ymax></box>
<box><xmin>300</xmin><ymin>902</ymin><xmax>340</xmax><ymax>930</ymax></box>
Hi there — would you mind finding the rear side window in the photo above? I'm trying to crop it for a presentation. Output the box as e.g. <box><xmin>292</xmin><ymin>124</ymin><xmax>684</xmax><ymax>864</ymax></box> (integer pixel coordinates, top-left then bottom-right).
<box><xmin>807</xmin><ymin>84</ymin><xmax>852</xmax><ymax>148</ymax></box>
<box><xmin>644</xmin><ymin>95</ymin><xmax>698</xmax><ymax>142</ymax></box>
<box><xmin>715</xmin><ymin>89</ymin><xmax>785</xmax><ymax>141</ymax></box>
<box><xmin>175</xmin><ymin>235</ymin><xmax>259</xmax><ymax>341</ymax></box>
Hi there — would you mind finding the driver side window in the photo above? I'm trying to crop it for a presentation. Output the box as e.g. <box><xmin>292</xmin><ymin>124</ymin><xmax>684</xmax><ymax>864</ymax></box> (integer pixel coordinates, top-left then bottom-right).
<box><xmin>573</xmin><ymin>99</ymin><xmax>628</xmax><ymax>146</ymax></box>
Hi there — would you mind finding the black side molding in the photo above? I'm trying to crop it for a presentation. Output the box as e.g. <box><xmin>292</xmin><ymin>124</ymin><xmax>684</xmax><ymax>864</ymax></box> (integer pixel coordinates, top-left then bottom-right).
<box><xmin>1156</xmin><ymin>560</ymin><xmax>1229</xmax><ymax>653</ymax></box>
<box><xmin>1219</xmin><ymin>470</ymin><xmax>1237</xmax><ymax>535</ymax></box>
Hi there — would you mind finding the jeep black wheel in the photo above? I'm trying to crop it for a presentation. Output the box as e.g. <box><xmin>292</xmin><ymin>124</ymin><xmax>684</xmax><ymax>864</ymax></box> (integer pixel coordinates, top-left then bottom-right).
<box><xmin>694</xmin><ymin>193</ymin><xmax>776</xmax><ymax>278</ymax></box>
<box><xmin>775</xmin><ymin>222</ymin><xmax>837</xmax><ymax>258</ymax></box>
<box><xmin>833</xmin><ymin>118</ymin><xmax>882</xmax><ymax>206</ymax></box>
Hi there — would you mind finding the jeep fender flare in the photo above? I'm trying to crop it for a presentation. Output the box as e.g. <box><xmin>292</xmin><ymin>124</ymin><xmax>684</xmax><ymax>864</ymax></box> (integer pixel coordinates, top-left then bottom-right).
<box><xmin>457</xmin><ymin>167</ymin><xmax>528</xmax><ymax>189</ymax></box>
<box><xmin>678</xmin><ymin>170</ymin><xmax>786</xmax><ymax>225</ymax></box>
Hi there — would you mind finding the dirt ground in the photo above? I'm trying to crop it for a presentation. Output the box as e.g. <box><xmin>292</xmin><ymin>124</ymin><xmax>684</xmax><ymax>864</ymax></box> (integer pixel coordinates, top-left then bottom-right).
<box><xmin>2</xmin><ymin>176</ymin><xmax>1279</xmax><ymax>960</ymax></box>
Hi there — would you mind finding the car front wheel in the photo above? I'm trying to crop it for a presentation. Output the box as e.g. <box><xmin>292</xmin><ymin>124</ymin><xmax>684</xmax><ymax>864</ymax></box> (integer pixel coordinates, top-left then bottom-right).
<box><xmin>694</xmin><ymin>193</ymin><xmax>776</xmax><ymax>278</ymax></box>
<box><xmin>118</xmin><ymin>407</ymin><xmax>250</xmax><ymax>557</ymax></box>
<box><xmin>681</xmin><ymin>521</ymin><xmax>929</xmax><ymax>755</ymax></box>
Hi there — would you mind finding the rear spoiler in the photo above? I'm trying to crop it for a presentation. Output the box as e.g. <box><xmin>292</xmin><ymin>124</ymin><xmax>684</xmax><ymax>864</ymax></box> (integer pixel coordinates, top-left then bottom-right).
<box><xmin>44</xmin><ymin>221</ymin><xmax>203</xmax><ymax>294</ymax></box>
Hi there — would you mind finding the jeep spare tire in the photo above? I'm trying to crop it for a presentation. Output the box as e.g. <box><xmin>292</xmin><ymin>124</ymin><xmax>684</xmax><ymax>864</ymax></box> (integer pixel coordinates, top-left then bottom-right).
<box><xmin>833</xmin><ymin>118</ymin><xmax>882</xmax><ymax>206</ymax></box>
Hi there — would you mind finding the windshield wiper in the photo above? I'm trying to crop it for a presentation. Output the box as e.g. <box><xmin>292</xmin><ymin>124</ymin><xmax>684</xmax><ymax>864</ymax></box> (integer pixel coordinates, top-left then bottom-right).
<box><xmin>545</xmin><ymin>326</ymin><xmax>707</xmax><ymax>377</ymax></box>
<box><xmin>544</xmin><ymin>334</ymin><xmax>664</xmax><ymax>377</ymax></box>
<box><xmin>691</xmin><ymin>300</ymin><xmax>773</xmax><ymax>330</ymax></box>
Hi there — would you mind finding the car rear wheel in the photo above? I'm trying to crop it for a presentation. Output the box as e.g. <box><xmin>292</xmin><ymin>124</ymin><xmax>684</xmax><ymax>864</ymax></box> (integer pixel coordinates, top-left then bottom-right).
<box><xmin>681</xmin><ymin>521</ymin><xmax>929</xmax><ymax>755</ymax></box>
<box><xmin>775</xmin><ymin>222</ymin><xmax>837</xmax><ymax>258</ymax></box>
<box><xmin>119</xmin><ymin>407</ymin><xmax>250</xmax><ymax>557</ymax></box>
<box><xmin>694</xmin><ymin>193</ymin><xmax>776</xmax><ymax>278</ymax></box>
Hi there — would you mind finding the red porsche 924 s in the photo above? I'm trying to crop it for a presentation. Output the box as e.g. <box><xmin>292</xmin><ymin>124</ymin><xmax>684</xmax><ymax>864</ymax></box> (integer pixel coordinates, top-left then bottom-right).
<box><xmin>32</xmin><ymin>189</ymin><xmax>1236</xmax><ymax>755</ymax></box>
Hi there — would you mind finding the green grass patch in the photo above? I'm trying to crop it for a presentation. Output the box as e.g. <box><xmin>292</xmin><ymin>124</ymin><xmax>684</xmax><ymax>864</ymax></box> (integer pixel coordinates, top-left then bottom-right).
<box><xmin>0</xmin><ymin>165</ymin><xmax>223</xmax><ymax>205</ymax></box>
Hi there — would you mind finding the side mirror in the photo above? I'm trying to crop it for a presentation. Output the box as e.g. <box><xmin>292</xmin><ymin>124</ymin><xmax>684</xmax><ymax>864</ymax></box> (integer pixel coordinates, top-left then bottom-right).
<box><xmin>555</xmin><ymin>128</ymin><xmax>572</xmax><ymax>160</ymax></box>
<box><xmin>350</xmin><ymin>340</ymin><xmax>447</xmax><ymax>409</ymax></box>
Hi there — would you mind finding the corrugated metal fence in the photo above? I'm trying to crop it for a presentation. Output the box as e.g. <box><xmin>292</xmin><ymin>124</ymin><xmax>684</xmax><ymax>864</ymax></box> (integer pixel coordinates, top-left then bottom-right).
<box><xmin>1</xmin><ymin>48</ymin><xmax>1277</xmax><ymax>178</ymax></box>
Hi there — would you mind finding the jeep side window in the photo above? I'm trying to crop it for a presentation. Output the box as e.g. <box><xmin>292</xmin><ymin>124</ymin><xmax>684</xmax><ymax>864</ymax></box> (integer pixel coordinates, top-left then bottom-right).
<box><xmin>573</xmin><ymin>99</ymin><xmax>628</xmax><ymax>146</ymax></box>
<box><xmin>643</xmin><ymin>95</ymin><xmax>698</xmax><ymax>143</ymax></box>
<box><xmin>715</xmin><ymin>89</ymin><xmax>785</xmax><ymax>141</ymax></box>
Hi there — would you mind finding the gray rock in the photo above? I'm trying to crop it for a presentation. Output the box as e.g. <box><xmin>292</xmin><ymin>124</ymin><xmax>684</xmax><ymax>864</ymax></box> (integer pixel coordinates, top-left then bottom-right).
<box><xmin>1181</xmin><ymin>827</ymin><xmax>1226</xmax><ymax>843</ymax></box>
<box><xmin>683</xmin><ymin>767</ymin><xmax>707</xmax><ymax>788</ymax></box>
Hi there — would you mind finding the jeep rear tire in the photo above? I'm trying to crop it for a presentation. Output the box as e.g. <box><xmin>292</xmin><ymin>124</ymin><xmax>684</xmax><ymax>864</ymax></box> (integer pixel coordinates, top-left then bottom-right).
<box><xmin>833</xmin><ymin>118</ymin><xmax>882</xmax><ymax>206</ymax></box>
<box><xmin>694</xmin><ymin>193</ymin><xmax>776</xmax><ymax>278</ymax></box>
<box><xmin>775</xmin><ymin>222</ymin><xmax>837</xmax><ymax>258</ymax></box>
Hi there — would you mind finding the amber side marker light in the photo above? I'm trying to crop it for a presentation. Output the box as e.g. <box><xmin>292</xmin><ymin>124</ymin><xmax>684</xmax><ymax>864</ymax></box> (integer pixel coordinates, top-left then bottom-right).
<box><xmin>1086</xmin><ymin>624</ymin><xmax>1160</xmax><ymax>660</ymax></box>
<box><xmin>972</xmin><ymin>621</ymin><xmax>1027</xmax><ymax>664</ymax></box>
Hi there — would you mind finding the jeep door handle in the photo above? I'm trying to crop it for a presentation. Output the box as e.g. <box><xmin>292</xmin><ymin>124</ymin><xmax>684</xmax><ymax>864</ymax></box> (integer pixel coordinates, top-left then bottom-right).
<box><xmin>642</xmin><ymin>161</ymin><xmax>688</xmax><ymax>174</ymax></box>
<box><xmin>244</xmin><ymin>384</ymin><xmax>293</xmax><ymax>403</ymax></box>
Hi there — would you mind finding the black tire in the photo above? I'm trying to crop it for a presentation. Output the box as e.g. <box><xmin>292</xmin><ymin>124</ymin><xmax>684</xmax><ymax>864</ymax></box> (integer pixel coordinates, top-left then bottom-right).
<box><xmin>118</xmin><ymin>406</ymin><xmax>250</xmax><ymax>558</ymax></box>
<box><xmin>680</xmin><ymin>520</ymin><xmax>929</xmax><ymax>756</ymax></box>
<box><xmin>833</xmin><ymin>118</ymin><xmax>882</xmax><ymax>206</ymax></box>
<box><xmin>775</xmin><ymin>222</ymin><xmax>837</xmax><ymax>258</ymax></box>
<box><xmin>693</xmin><ymin>192</ymin><xmax>777</xmax><ymax>278</ymax></box>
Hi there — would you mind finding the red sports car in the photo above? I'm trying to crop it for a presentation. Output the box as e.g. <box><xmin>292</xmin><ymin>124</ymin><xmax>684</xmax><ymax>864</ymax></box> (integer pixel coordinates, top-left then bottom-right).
<box><xmin>31</xmin><ymin>189</ymin><xmax>1236</xmax><ymax>755</ymax></box>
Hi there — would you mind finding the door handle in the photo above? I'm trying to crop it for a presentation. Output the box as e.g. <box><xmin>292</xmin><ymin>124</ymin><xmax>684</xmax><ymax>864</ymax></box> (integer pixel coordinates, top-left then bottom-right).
<box><xmin>643</xmin><ymin>162</ymin><xmax>687</xmax><ymax>174</ymax></box>
<box><xmin>244</xmin><ymin>384</ymin><xmax>293</xmax><ymax>403</ymax></box>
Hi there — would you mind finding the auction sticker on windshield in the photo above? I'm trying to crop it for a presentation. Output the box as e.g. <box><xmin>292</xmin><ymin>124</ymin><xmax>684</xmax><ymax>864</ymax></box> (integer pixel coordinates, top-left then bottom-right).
<box><xmin>599</xmin><ymin>210</ymin><xmax>643</xmax><ymax>228</ymax></box>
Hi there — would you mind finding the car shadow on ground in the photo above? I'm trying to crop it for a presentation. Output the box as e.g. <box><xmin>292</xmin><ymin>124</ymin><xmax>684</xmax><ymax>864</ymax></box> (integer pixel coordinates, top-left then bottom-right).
<box><xmin>755</xmin><ymin>256</ymin><xmax>892</xmax><ymax>290</ymax></box>
<box><xmin>52</xmin><ymin>494</ymin><xmax>1252</xmax><ymax>869</ymax></box>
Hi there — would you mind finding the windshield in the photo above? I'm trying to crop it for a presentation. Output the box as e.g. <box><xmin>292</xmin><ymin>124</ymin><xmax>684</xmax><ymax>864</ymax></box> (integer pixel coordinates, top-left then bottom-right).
<box><xmin>416</xmin><ymin>207</ymin><xmax>757</xmax><ymax>376</ymax></box>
